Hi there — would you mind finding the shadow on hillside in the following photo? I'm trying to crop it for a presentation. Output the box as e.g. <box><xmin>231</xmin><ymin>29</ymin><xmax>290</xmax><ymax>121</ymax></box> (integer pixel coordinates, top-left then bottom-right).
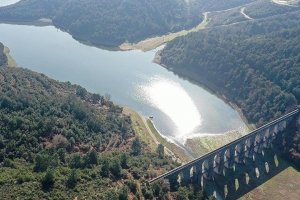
<box><xmin>214</xmin><ymin>151</ymin><xmax>298</xmax><ymax>200</ymax></box>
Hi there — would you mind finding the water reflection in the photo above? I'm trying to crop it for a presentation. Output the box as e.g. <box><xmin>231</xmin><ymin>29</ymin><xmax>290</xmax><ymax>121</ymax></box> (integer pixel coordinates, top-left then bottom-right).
<box><xmin>139</xmin><ymin>76</ymin><xmax>202</xmax><ymax>137</ymax></box>
<box><xmin>0</xmin><ymin>23</ymin><xmax>246</xmax><ymax>145</ymax></box>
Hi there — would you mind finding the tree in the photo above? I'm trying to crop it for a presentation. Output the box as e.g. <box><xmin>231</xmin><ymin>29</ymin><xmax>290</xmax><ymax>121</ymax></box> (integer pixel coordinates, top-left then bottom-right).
<box><xmin>131</xmin><ymin>138</ymin><xmax>141</xmax><ymax>156</ymax></box>
<box><xmin>177</xmin><ymin>187</ymin><xmax>190</xmax><ymax>200</ymax></box>
<box><xmin>100</xmin><ymin>159</ymin><xmax>109</xmax><ymax>177</ymax></box>
<box><xmin>34</xmin><ymin>154</ymin><xmax>49</xmax><ymax>172</ymax></box>
<box><xmin>76</xmin><ymin>87</ymin><xmax>87</xmax><ymax>99</ymax></box>
<box><xmin>66</xmin><ymin>169</ymin><xmax>78</xmax><ymax>188</ymax></box>
<box><xmin>3</xmin><ymin>158</ymin><xmax>15</xmax><ymax>168</ymax></box>
<box><xmin>41</xmin><ymin>169</ymin><xmax>55</xmax><ymax>191</ymax></box>
<box><xmin>156</xmin><ymin>144</ymin><xmax>164</xmax><ymax>158</ymax></box>
<box><xmin>120</xmin><ymin>153</ymin><xmax>128</xmax><ymax>169</ymax></box>
<box><xmin>87</xmin><ymin>150</ymin><xmax>98</xmax><ymax>165</ymax></box>
<box><xmin>118</xmin><ymin>186</ymin><xmax>128</xmax><ymax>200</ymax></box>
<box><xmin>57</xmin><ymin>148</ymin><xmax>66</xmax><ymax>163</ymax></box>
<box><xmin>52</xmin><ymin>134</ymin><xmax>69</xmax><ymax>149</ymax></box>
<box><xmin>91</xmin><ymin>93</ymin><xmax>101</xmax><ymax>104</ymax></box>
<box><xmin>70</xmin><ymin>154</ymin><xmax>82</xmax><ymax>169</ymax></box>
<box><xmin>109</xmin><ymin>158</ymin><xmax>122</xmax><ymax>178</ymax></box>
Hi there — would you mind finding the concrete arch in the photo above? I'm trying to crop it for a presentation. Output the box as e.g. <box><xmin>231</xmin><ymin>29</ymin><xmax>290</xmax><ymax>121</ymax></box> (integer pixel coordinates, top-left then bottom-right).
<box><xmin>254</xmin><ymin>134</ymin><xmax>264</xmax><ymax>154</ymax></box>
<box><xmin>279</xmin><ymin>120</ymin><xmax>287</xmax><ymax>131</ymax></box>
<box><xmin>213</xmin><ymin>152</ymin><xmax>225</xmax><ymax>175</ymax></box>
<box><xmin>178</xmin><ymin>172</ymin><xmax>184</xmax><ymax>184</ymax></box>
<box><xmin>203</xmin><ymin>159</ymin><xmax>215</xmax><ymax>180</ymax></box>
<box><xmin>224</xmin><ymin>149</ymin><xmax>230</xmax><ymax>162</ymax></box>
<box><xmin>255</xmin><ymin>134</ymin><xmax>262</xmax><ymax>144</ymax></box>
<box><xmin>202</xmin><ymin>160</ymin><xmax>208</xmax><ymax>173</ymax></box>
<box><xmin>273</xmin><ymin>124</ymin><xmax>279</xmax><ymax>134</ymax></box>
<box><xmin>265</xmin><ymin>162</ymin><xmax>270</xmax><ymax>173</ymax></box>
<box><xmin>264</xmin><ymin>128</ymin><xmax>270</xmax><ymax>138</ymax></box>
<box><xmin>263</xmin><ymin>135</ymin><xmax>269</xmax><ymax>149</ymax></box>
<box><xmin>255</xmin><ymin>167</ymin><xmax>260</xmax><ymax>178</ymax></box>
<box><xmin>235</xmin><ymin>143</ymin><xmax>245</xmax><ymax>164</ymax></box>
<box><xmin>213</xmin><ymin>154</ymin><xmax>218</xmax><ymax>168</ymax></box>
<box><xmin>244</xmin><ymin>139</ymin><xmax>250</xmax><ymax>152</ymax></box>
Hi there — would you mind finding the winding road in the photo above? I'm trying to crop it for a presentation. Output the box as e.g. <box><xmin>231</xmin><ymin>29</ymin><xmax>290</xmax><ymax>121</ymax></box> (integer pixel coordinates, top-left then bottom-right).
<box><xmin>240</xmin><ymin>7</ymin><xmax>253</xmax><ymax>20</ymax></box>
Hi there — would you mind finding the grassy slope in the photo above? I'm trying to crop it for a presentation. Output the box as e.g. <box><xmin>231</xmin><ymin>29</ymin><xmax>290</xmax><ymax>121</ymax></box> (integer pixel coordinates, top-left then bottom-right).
<box><xmin>119</xmin><ymin>12</ymin><xmax>209</xmax><ymax>51</ymax></box>
<box><xmin>123</xmin><ymin>107</ymin><xmax>190</xmax><ymax>163</ymax></box>
<box><xmin>3</xmin><ymin>46</ymin><xmax>17</xmax><ymax>67</ymax></box>
<box><xmin>240</xmin><ymin>161</ymin><xmax>300</xmax><ymax>200</ymax></box>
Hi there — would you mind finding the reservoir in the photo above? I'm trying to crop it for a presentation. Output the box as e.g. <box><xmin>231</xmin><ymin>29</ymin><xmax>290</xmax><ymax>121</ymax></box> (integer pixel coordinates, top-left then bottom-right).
<box><xmin>0</xmin><ymin>23</ymin><xmax>246</xmax><ymax>145</ymax></box>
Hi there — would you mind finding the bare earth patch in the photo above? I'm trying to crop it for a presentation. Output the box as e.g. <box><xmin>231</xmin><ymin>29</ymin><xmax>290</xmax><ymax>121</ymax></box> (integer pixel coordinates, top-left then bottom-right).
<box><xmin>120</xmin><ymin>12</ymin><xmax>209</xmax><ymax>52</ymax></box>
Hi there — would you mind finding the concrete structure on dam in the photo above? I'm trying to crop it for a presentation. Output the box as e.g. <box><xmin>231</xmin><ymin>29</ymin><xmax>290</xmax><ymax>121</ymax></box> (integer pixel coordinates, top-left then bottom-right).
<box><xmin>149</xmin><ymin>107</ymin><xmax>300</xmax><ymax>199</ymax></box>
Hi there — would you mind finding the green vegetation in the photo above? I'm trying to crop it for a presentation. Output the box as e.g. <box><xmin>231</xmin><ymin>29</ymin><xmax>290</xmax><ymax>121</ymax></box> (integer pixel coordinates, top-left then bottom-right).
<box><xmin>0</xmin><ymin>0</ymin><xmax>202</xmax><ymax>47</ymax></box>
<box><xmin>0</xmin><ymin>45</ymin><xmax>213</xmax><ymax>199</ymax></box>
<box><xmin>206</xmin><ymin>0</ymin><xmax>300</xmax><ymax>27</ymax></box>
<box><xmin>185</xmin><ymin>131</ymin><xmax>245</xmax><ymax>157</ymax></box>
<box><xmin>0</xmin><ymin>0</ymin><xmax>254</xmax><ymax>48</ymax></box>
<box><xmin>123</xmin><ymin>107</ymin><xmax>190</xmax><ymax>163</ymax></box>
<box><xmin>146</xmin><ymin>119</ymin><xmax>192</xmax><ymax>162</ymax></box>
<box><xmin>245</xmin><ymin>0</ymin><xmax>300</xmax><ymax>19</ymax></box>
<box><xmin>159</xmin><ymin>10</ymin><xmax>300</xmax><ymax>165</ymax></box>
<box><xmin>206</xmin><ymin>7</ymin><xmax>247</xmax><ymax>27</ymax></box>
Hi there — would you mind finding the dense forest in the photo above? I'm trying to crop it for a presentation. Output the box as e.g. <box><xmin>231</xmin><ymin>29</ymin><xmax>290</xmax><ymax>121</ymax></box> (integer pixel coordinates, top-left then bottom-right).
<box><xmin>244</xmin><ymin>0</ymin><xmax>300</xmax><ymax>19</ymax></box>
<box><xmin>159</xmin><ymin>10</ymin><xmax>300</xmax><ymax>165</ymax></box>
<box><xmin>0</xmin><ymin>0</ymin><xmax>202</xmax><ymax>47</ymax></box>
<box><xmin>206</xmin><ymin>0</ymin><xmax>300</xmax><ymax>27</ymax></box>
<box><xmin>0</xmin><ymin>47</ymin><xmax>212</xmax><ymax>199</ymax></box>
<box><xmin>0</xmin><ymin>0</ymin><xmax>253</xmax><ymax>47</ymax></box>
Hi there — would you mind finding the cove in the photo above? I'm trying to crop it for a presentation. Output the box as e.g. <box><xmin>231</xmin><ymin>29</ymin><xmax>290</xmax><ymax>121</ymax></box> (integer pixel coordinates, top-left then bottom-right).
<box><xmin>0</xmin><ymin>23</ymin><xmax>246</xmax><ymax>145</ymax></box>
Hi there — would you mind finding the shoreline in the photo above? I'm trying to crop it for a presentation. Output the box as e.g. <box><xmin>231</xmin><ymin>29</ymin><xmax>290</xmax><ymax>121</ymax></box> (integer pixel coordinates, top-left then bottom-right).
<box><xmin>119</xmin><ymin>12</ymin><xmax>209</xmax><ymax>52</ymax></box>
<box><xmin>123</xmin><ymin>106</ymin><xmax>191</xmax><ymax>163</ymax></box>
<box><xmin>153</xmin><ymin>51</ymin><xmax>253</xmax><ymax>131</ymax></box>
<box><xmin>0</xmin><ymin>18</ymin><xmax>53</xmax><ymax>27</ymax></box>
<box><xmin>0</xmin><ymin>11</ymin><xmax>209</xmax><ymax>53</ymax></box>
<box><xmin>3</xmin><ymin>46</ymin><xmax>17</xmax><ymax>67</ymax></box>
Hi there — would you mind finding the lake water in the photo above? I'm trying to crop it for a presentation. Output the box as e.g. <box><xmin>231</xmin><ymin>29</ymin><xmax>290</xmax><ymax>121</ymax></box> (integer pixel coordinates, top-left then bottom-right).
<box><xmin>0</xmin><ymin>23</ymin><xmax>246</xmax><ymax>145</ymax></box>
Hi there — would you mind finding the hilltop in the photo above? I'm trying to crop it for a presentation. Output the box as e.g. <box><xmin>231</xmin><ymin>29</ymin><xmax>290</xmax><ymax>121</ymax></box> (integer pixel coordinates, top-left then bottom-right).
<box><xmin>0</xmin><ymin>0</ymin><xmax>253</xmax><ymax>48</ymax></box>
<box><xmin>159</xmin><ymin>6</ymin><xmax>300</xmax><ymax>165</ymax></box>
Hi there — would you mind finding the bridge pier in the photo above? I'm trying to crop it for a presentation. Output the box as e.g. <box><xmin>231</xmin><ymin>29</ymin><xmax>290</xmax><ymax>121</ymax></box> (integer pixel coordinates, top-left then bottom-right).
<box><xmin>263</xmin><ymin>149</ymin><xmax>277</xmax><ymax>172</ymax></box>
<box><xmin>214</xmin><ymin>150</ymin><xmax>225</xmax><ymax>175</ymax></box>
<box><xmin>192</xmin><ymin>161</ymin><xmax>203</xmax><ymax>186</ymax></box>
<box><xmin>182</xmin><ymin>167</ymin><xmax>191</xmax><ymax>186</ymax></box>
<box><xmin>149</xmin><ymin>108</ymin><xmax>299</xmax><ymax>200</ymax></box>
<box><xmin>167</xmin><ymin>173</ymin><xmax>179</xmax><ymax>191</ymax></box>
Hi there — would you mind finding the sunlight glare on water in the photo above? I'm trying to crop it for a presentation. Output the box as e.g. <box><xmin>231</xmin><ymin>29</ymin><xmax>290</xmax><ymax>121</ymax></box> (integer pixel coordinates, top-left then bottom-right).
<box><xmin>140</xmin><ymin>76</ymin><xmax>202</xmax><ymax>136</ymax></box>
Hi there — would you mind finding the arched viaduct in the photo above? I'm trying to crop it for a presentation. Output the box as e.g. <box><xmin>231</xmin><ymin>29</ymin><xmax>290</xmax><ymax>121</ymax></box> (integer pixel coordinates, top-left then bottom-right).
<box><xmin>149</xmin><ymin>107</ymin><xmax>300</xmax><ymax>199</ymax></box>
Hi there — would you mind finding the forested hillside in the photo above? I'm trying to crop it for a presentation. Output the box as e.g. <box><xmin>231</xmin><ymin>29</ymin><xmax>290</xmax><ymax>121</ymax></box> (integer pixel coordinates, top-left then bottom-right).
<box><xmin>0</xmin><ymin>0</ymin><xmax>253</xmax><ymax>47</ymax></box>
<box><xmin>206</xmin><ymin>0</ymin><xmax>300</xmax><ymax>27</ymax></box>
<box><xmin>0</xmin><ymin>0</ymin><xmax>201</xmax><ymax>47</ymax></box>
<box><xmin>0</xmin><ymin>47</ymin><xmax>210</xmax><ymax>199</ymax></box>
<box><xmin>159</xmin><ymin>10</ymin><xmax>300</xmax><ymax>164</ymax></box>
